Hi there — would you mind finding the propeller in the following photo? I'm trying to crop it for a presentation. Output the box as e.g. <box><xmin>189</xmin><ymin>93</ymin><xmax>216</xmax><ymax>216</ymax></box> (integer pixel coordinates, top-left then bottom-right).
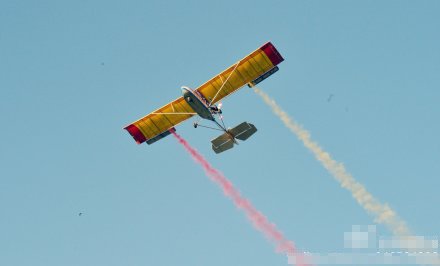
<box><xmin>217</xmin><ymin>102</ymin><xmax>224</xmax><ymax>120</ymax></box>
<box><xmin>217</xmin><ymin>102</ymin><xmax>224</xmax><ymax>119</ymax></box>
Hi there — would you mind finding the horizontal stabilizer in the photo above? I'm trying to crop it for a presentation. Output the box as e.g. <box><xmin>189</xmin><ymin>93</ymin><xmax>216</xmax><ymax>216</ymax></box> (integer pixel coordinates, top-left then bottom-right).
<box><xmin>229</xmin><ymin>122</ymin><xmax>257</xmax><ymax>141</ymax></box>
<box><xmin>211</xmin><ymin>132</ymin><xmax>234</xmax><ymax>154</ymax></box>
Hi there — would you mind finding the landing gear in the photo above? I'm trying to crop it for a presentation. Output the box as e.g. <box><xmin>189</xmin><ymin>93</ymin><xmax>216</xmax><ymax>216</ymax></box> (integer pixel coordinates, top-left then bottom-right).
<box><xmin>193</xmin><ymin>122</ymin><xmax>198</xmax><ymax>128</ymax></box>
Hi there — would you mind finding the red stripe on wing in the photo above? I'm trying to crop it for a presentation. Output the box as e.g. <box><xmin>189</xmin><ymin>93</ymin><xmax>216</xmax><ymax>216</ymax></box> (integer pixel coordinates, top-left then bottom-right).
<box><xmin>124</xmin><ymin>124</ymin><xmax>147</xmax><ymax>144</ymax></box>
<box><xmin>261</xmin><ymin>42</ymin><xmax>284</xmax><ymax>66</ymax></box>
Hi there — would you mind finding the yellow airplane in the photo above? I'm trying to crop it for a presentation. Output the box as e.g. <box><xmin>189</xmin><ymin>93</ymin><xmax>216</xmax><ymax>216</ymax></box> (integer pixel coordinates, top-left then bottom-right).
<box><xmin>124</xmin><ymin>42</ymin><xmax>284</xmax><ymax>153</ymax></box>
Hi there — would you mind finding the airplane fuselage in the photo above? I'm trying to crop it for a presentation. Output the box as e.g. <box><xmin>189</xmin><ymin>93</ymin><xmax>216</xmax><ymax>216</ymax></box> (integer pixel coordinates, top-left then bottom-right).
<box><xmin>182</xmin><ymin>86</ymin><xmax>215</xmax><ymax>121</ymax></box>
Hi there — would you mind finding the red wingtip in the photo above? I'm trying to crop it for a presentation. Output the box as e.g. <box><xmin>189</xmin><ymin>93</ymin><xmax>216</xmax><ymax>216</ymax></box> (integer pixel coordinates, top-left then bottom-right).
<box><xmin>260</xmin><ymin>42</ymin><xmax>284</xmax><ymax>66</ymax></box>
<box><xmin>124</xmin><ymin>124</ymin><xmax>147</xmax><ymax>144</ymax></box>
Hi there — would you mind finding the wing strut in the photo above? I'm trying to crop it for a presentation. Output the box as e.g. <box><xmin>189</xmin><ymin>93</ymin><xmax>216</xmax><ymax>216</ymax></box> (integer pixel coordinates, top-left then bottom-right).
<box><xmin>209</xmin><ymin>61</ymin><xmax>240</xmax><ymax>106</ymax></box>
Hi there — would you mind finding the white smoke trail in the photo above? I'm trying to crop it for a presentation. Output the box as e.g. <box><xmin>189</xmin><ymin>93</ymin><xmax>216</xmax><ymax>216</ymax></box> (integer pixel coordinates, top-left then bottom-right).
<box><xmin>252</xmin><ymin>86</ymin><xmax>412</xmax><ymax>237</ymax></box>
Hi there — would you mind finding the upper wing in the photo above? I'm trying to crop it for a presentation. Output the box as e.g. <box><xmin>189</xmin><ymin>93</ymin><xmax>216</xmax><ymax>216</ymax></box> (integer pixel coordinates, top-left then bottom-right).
<box><xmin>196</xmin><ymin>42</ymin><xmax>284</xmax><ymax>105</ymax></box>
<box><xmin>124</xmin><ymin>96</ymin><xmax>196</xmax><ymax>144</ymax></box>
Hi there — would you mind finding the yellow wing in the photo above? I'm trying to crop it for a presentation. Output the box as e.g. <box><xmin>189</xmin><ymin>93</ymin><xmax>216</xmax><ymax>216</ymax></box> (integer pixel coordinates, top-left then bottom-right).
<box><xmin>196</xmin><ymin>42</ymin><xmax>284</xmax><ymax>105</ymax></box>
<box><xmin>124</xmin><ymin>97</ymin><xmax>196</xmax><ymax>144</ymax></box>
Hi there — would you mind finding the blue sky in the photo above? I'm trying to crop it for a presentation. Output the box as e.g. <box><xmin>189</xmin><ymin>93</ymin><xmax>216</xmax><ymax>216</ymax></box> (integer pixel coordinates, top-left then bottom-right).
<box><xmin>1</xmin><ymin>1</ymin><xmax>439</xmax><ymax>265</ymax></box>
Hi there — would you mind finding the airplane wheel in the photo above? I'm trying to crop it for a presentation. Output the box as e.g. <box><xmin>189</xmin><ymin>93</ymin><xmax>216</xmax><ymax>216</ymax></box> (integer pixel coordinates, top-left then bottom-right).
<box><xmin>193</xmin><ymin>123</ymin><xmax>198</xmax><ymax>128</ymax></box>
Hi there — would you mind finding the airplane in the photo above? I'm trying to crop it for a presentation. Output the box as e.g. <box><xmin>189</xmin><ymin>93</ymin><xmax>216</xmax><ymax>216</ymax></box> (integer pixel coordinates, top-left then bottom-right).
<box><xmin>124</xmin><ymin>42</ymin><xmax>284</xmax><ymax>153</ymax></box>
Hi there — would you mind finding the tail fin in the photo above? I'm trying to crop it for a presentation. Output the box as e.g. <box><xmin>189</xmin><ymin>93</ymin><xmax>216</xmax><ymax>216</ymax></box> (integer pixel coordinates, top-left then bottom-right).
<box><xmin>211</xmin><ymin>122</ymin><xmax>257</xmax><ymax>154</ymax></box>
<box><xmin>228</xmin><ymin>122</ymin><xmax>257</xmax><ymax>141</ymax></box>
<box><xmin>211</xmin><ymin>133</ymin><xmax>234</xmax><ymax>154</ymax></box>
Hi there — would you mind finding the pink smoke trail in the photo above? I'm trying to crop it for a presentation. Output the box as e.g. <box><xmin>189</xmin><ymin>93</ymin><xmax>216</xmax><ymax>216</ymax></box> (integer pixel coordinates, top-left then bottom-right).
<box><xmin>172</xmin><ymin>131</ymin><xmax>308</xmax><ymax>265</ymax></box>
